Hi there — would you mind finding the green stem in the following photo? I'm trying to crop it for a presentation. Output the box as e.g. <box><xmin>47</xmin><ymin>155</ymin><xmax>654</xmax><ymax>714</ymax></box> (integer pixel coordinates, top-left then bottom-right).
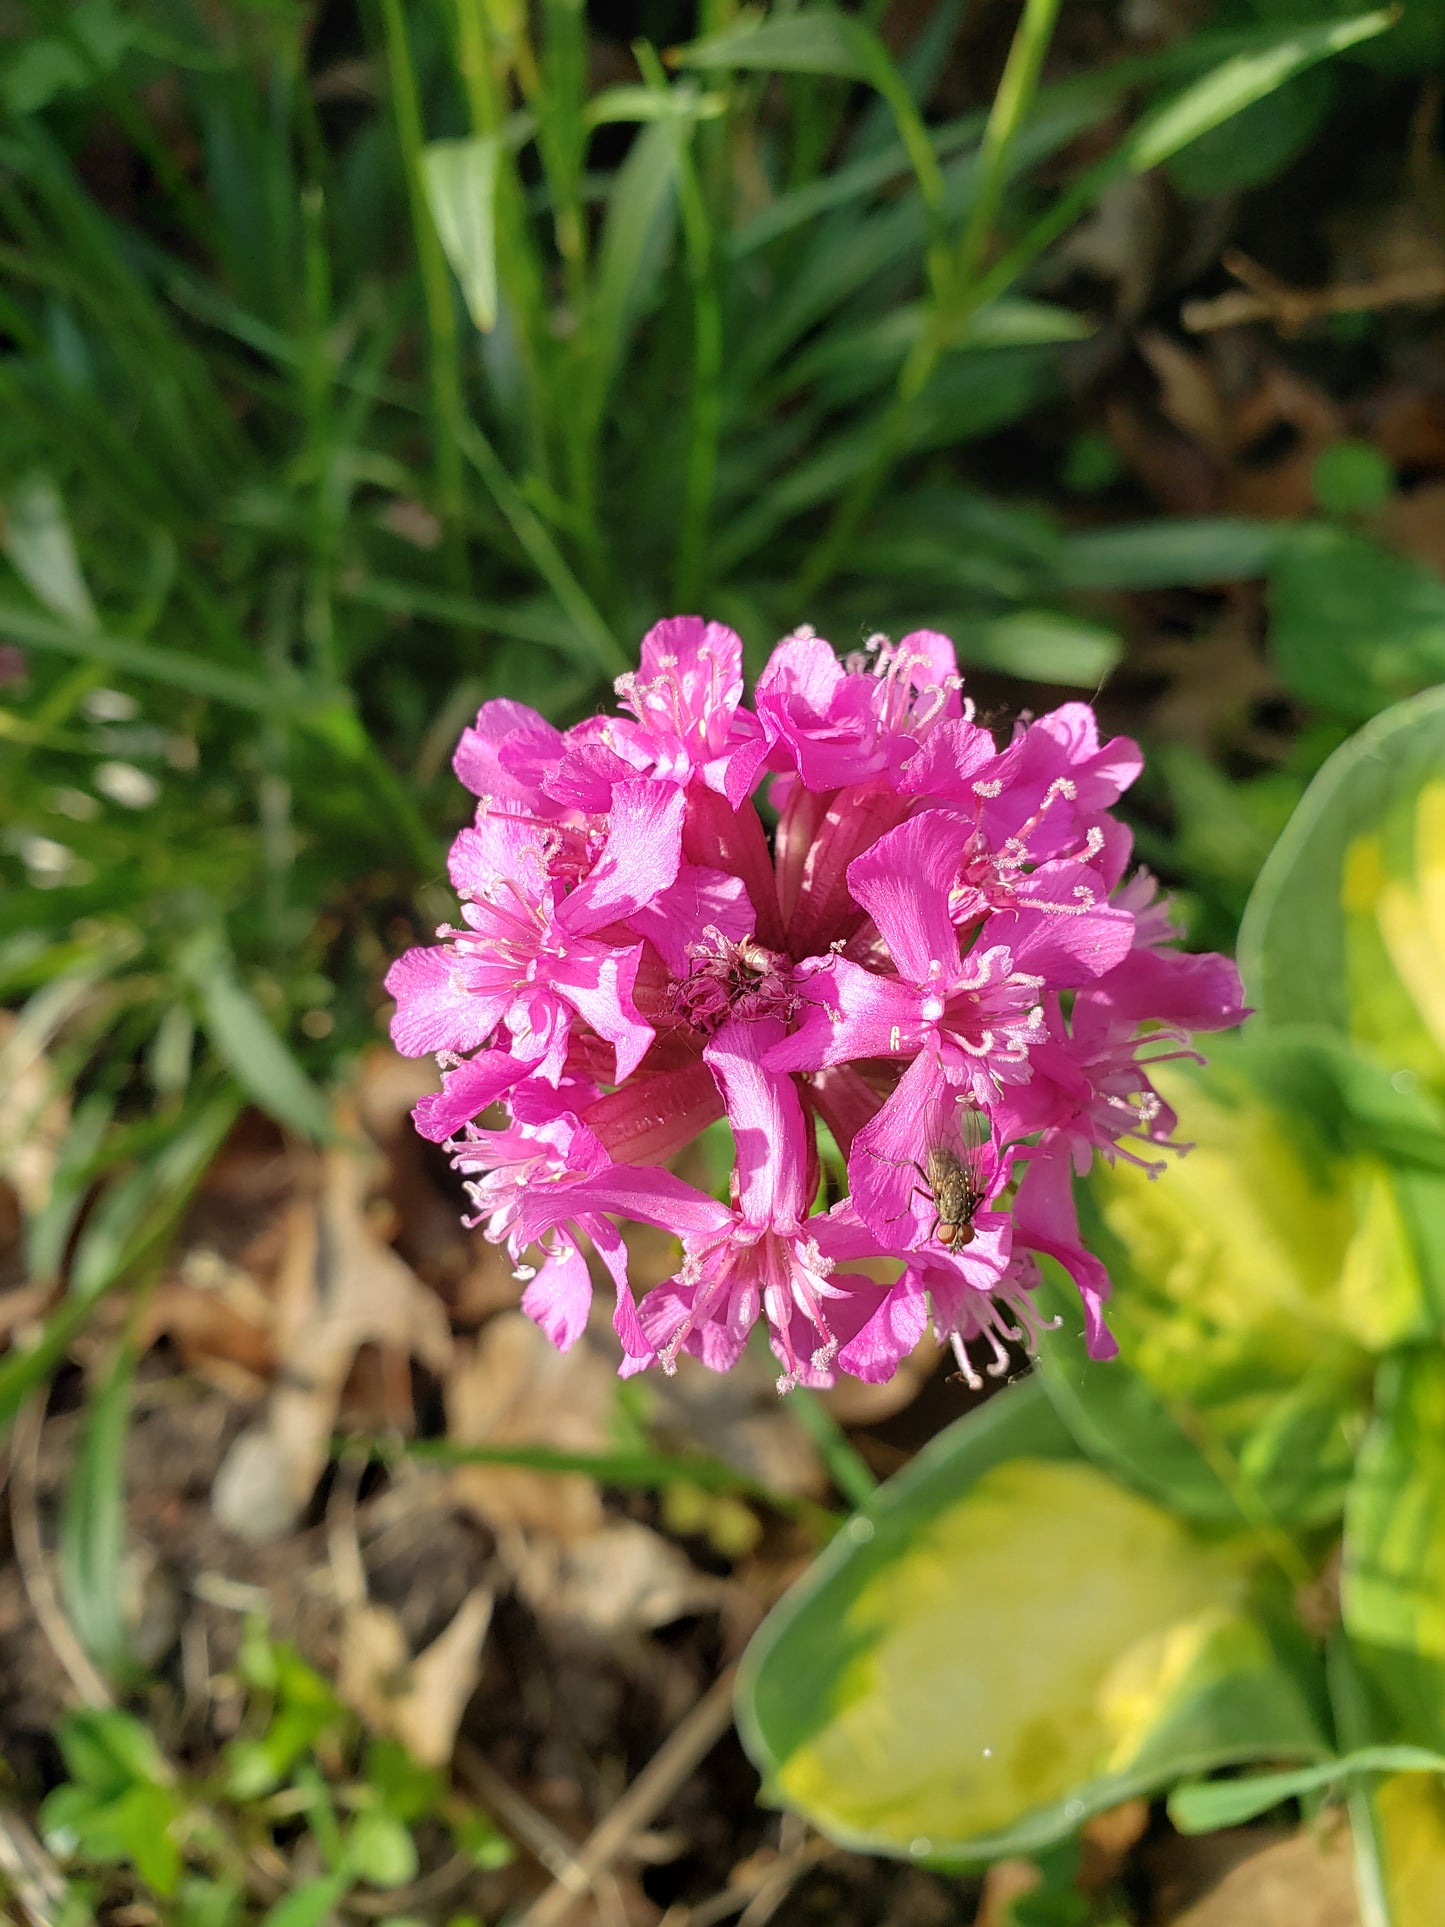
<box><xmin>380</xmin><ymin>0</ymin><xmax>469</xmax><ymax>587</ymax></box>
<box><xmin>950</xmin><ymin>0</ymin><xmax>1063</xmax><ymax>299</ymax></box>
<box><xmin>794</xmin><ymin>0</ymin><xmax>1063</xmax><ymax>607</ymax></box>
<box><xmin>636</xmin><ymin>45</ymin><xmax>724</xmax><ymax>609</ymax></box>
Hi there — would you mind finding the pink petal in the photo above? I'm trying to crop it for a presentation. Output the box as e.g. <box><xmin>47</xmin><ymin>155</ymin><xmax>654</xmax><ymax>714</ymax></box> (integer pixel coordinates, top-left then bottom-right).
<box><xmin>1000</xmin><ymin>901</ymin><xmax>1137</xmax><ymax>987</ymax></box>
<box><xmin>520</xmin><ymin>1237</ymin><xmax>594</xmax><ymax>1350</ymax></box>
<box><xmin>412</xmin><ymin>1048</ymin><xmax>526</xmax><ymax>1141</ymax></box>
<box><xmin>704</xmin><ymin>1017</ymin><xmax>810</xmax><ymax>1224</ymax></box>
<box><xmin>563</xmin><ymin>780</ymin><xmax>685</xmax><ymax>933</ymax></box>
<box><xmin>454</xmin><ymin>699</ymin><xmax>562</xmax><ymax>801</ymax></box>
<box><xmin>1093</xmin><ymin>946</ymin><xmax>1249</xmax><ymax>1032</ymax></box>
<box><xmin>585</xmin><ymin>1058</ymin><xmax>725</xmax><ymax>1165</ymax></box>
<box><xmin>385</xmin><ymin>945</ymin><xmax>510</xmax><ymax>1057</ymax></box>
<box><xmin>833</xmin><ymin>1276</ymin><xmax>929</xmax><ymax>1383</ymax></box>
<box><xmin>555</xmin><ymin>940</ymin><xmax>653</xmax><ymax>1082</ymax></box>
<box><xmin>847</xmin><ymin>811</ymin><xmax>971</xmax><ymax>986</ymax></box>
<box><xmin>847</xmin><ymin>1052</ymin><xmax>953</xmax><ymax>1245</ymax></box>
<box><xmin>628</xmin><ymin>865</ymin><xmax>753</xmax><ymax>975</ymax></box>
<box><xmin>766</xmin><ymin>957</ymin><xmax>927</xmax><ymax>1072</ymax></box>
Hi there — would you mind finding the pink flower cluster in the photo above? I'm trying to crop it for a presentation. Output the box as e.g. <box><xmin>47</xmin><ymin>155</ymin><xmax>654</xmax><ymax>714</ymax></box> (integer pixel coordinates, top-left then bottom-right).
<box><xmin>387</xmin><ymin>619</ymin><xmax>1246</xmax><ymax>1392</ymax></box>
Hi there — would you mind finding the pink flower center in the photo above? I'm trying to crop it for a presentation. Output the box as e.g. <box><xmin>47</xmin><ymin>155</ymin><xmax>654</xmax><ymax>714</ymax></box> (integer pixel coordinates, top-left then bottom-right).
<box><xmin>670</xmin><ymin>931</ymin><xmax>799</xmax><ymax>1035</ymax></box>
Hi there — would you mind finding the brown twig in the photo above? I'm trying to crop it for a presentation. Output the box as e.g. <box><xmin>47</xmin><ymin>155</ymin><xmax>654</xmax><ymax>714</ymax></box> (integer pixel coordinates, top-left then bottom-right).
<box><xmin>509</xmin><ymin>1663</ymin><xmax>740</xmax><ymax>1927</ymax></box>
<box><xmin>11</xmin><ymin>1394</ymin><xmax>114</xmax><ymax>1711</ymax></box>
<box><xmin>1182</xmin><ymin>248</ymin><xmax>1445</xmax><ymax>335</ymax></box>
<box><xmin>0</xmin><ymin>1805</ymin><xmax>68</xmax><ymax>1927</ymax></box>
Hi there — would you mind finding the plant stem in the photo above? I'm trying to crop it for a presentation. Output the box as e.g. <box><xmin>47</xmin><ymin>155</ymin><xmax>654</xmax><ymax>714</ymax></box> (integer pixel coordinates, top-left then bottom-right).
<box><xmin>380</xmin><ymin>0</ymin><xmax>470</xmax><ymax>588</ymax></box>
<box><xmin>794</xmin><ymin>0</ymin><xmax>1063</xmax><ymax>606</ymax></box>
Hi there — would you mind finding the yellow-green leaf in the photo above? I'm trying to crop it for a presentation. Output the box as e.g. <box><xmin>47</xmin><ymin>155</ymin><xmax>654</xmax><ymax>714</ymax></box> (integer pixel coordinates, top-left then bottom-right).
<box><xmin>736</xmin><ymin>1381</ymin><xmax>1324</xmax><ymax>1862</ymax></box>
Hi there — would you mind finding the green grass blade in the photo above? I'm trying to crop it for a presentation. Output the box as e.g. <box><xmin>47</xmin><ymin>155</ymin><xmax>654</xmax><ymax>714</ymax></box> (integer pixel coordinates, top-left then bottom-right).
<box><xmin>422</xmin><ymin>134</ymin><xmax>502</xmax><ymax>333</ymax></box>
<box><xmin>397</xmin><ymin>1436</ymin><xmax>843</xmax><ymax>1536</ymax></box>
<box><xmin>180</xmin><ymin>930</ymin><xmax>336</xmax><ymax>1143</ymax></box>
<box><xmin>59</xmin><ymin>1335</ymin><xmax>139</xmax><ymax>1678</ymax></box>
<box><xmin>455</xmin><ymin>418</ymin><xmax>625</xmax><ymax>674</ymax></box>
<box><xmin>0</xmin><ymin>600</ymin><xmax>317</xmax><ymax>712</ymax></box>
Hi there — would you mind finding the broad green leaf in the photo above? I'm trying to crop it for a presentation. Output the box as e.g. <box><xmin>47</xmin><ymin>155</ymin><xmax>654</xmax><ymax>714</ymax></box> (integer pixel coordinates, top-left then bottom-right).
<box><xmin>59</xmin><ymin>1338</ymin><xmax>136</xmax><ymax>1677</ymax></box>
<box><xmin>1035</xmin><ymin>1269</ymin><xmax>1239</xmax><ymax>1526</ymax></box>
<box><xmin>1271</xmin><ymin>524</ymin><xmax>1445</xmax><ymax>720</ymax></box>
<box><xmin>42</xmin><ymin>1782</ymin><xmax>183</xmax><ymax>1895</ymax></box>
<box><xmin>736</xmin><ymin>1379</ymin><xmax>1324</xmax><ymax>1862</ymax></box>
<box><xmin>1057</xmin><ymin>518</ymin><xmax>1284</xmax><ymax>590</ymax></box>
<box><xmin>1238</xmin><ymin>687</ymin><xmax>1445</xmax><ymax>1092</ymax></box>
<box><xmin>1375</xmin><ymin>1771</ymin><xmax>1445</xmax><ymax>1927</ymax></box>
<box><xmin>181</xmin><ymin>930</ymin><xmax>335</xmax><ymax>1142</ymax></box>
<box><xmin>0</xmin><ymin>474</ymin><xmax>97</xmax><ymax>626</ymax></box>
<box><xmin>1169</xmin><ymin>1745</ymin><xmax>1445</xmax><ymax>1832</ymax></box>
<box><xmin>1082</xmin><ymin>1048</ymin><xmax>1373</xmax><ymax>1477</ymax></box>
<box><xmin>1344</xmin><ymin>1350</ymin><xmax>1445</xmax><ymax>1661</ymax></box>
<box><xmin>421</xmin><ymin>136</ymin><xmax>500</xmax><ymax>332</ymax></box>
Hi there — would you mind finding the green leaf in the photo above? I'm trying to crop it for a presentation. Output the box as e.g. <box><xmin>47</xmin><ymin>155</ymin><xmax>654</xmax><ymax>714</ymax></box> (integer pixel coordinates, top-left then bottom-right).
<box><xmin>589</xmin><ymin>119</ymin><xmax>681</xmax><ymax>425</ymax></box>
<box><xmin>180</xmin><ymin>930</ymin><xmax>335</xmax><ymax>1142</ymax></box>
<box><xmin>736</xmin><ymin>1379</ymin><xmax>1325</xmax><ymax>1862</ymax></box>
<box><xmin>421</xmin><ymin>136</ymin><xmax>500</xmax><ymax>332</ymax></box>
<box><xmin>1344</xmin><ymin>1350</ymin><xmax>1445</xmax><ymax>1661</ymax></box>
<box><xmin>0</xmin><ymin>474</ymin><xmax>97</xmax><ymax>626</ymax></box>
<box><xmin>1270</xmin><ymin>524</ymin><xmax>1445</xmax><ymax>719</ymax></box>
<box><xmin>957</xmin><ymin>608</ymin><xmax>1121</xmax><ymax>686</ymax></box>
<box><xmin>1165</xmin><ymin>64</ymin><xmax>1336</xmax><ymax>198</ymax></box>
<box><xmin>363</xmin><ymin>1740</ymin><xmax>444</xmax><ymax>1824</ymax></box>
<box><xmin>58</xmin><ymin>1338</ymin><xmax>136</xmax><ymax>1677</ymax></box>
<box><xmin>347</xmin><ymin>1809</ymin><xmax>420</xmax><ymax>1889</ymax></box>
<box><xmin>1057</xmin><ymin>519</ymin><xmax>1284</xmax><ymax>590</ymax></box>
<box><xmin>1313</xmin><ymin>440</ymin><xmax>1396</xmax><ymax>517</ymax></box>
<box><xmin>42</xmin><ymin>1781</ymin><xmax>183</xmax><ymax>1895</ymax></box>
<box><xmin>1034</xmin><ymin>1268</ymin><xmax>1241</xmax><ymax>1527</ymax></box>
<box><xmin>1237</xmin><ymin>686</ymin><xmax>1445</xmax><ymax>1091</ymax></box>
<box><xmin>451</xmin><ymin>1806</ymin><xmax>515</xmax><ymax>1870</ymax></box>
<box><xmin>675</xmin><ymin>9</ymin><xmax>869</xmax><ymax>78</ymax></box>
<box><xmin>177</xmin><ymin>1875</ymin><xmax>246</xmax><ymax>1927</ymax></box>
<box><xmin>258</xmin><ymin>1872</ymin><xmax>350</xmax><ymax>1927</ymax></box>
<box><xmin>57</xmin><ymin>1707</ymin><xmax>171</xmax><ymax>1796</ymax></box>
<box><xmin>1126</xmin><ymin>12</ymin><xmax>1394</xmax><ymax>172</ymax></box>
<box><xmin>1170</xmin><ymin>1745</ymin><xmax>1445</xmax><ymax>1833</ymax></box>
<box><xmin>0</xmin><ymin>599</ymin><xmax>313</xmax><ymax>713</ymax></box>
<box><xmin>1070</xmin><ymin>1040</ymin><xmax>1376</xmax><ymax>1522</ymax></box>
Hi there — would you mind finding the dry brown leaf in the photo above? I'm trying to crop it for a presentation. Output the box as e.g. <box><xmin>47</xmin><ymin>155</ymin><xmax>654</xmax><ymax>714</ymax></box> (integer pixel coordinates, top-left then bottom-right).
<box><xmin>975</xmin><ymin>1857</ymin><xmax>1043</xmax><ymax>1927</ymax></box>
<box><xmin>1051</xmin><ymin>174</ymin><xmax>1169</xmax><ymax>318</ymax></box>
<box><xmin>511</xmin><ymin>1519</ymin><xmax>726</xmax><ymax>1639</ymax></box>
<box><xmin>446</xmin><ymin>1312</ymin><xmax>616</xmax><ymax>1540</ymax></box>
<box><xmin>211</xmin><ymin>1143</ymin><xmax>452</xmax><ymax>1542</ymax></box>
<box><xmin>0</xmin><ymin>1009</ymin><xmax>69</xmax><ymax>1220</ymax></box>
<box><xmin>1168</xmin><ymin>1819</ymin><xmax>1359</xmax><ymax>1927</ymax></box>
<box><xmin>1138</xmin><ymin>330</ymin><xmax>1232</xmax><ymax>461</ymax></box>
<box><xmin>649</xmin><ymin>1351</ymin><xmax>826</xmax><ymax>1500</ymax></box>
<box><xmin>337</xmin><ymin>1583</ymin><xmax>494</xmax><ymax>1767</ymax></box>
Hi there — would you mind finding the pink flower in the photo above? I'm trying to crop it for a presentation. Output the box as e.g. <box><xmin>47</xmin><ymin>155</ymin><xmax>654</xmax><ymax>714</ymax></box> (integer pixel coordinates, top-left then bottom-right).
<box><xmin>386</xmin><ymin>617</ymin><xmax>1247</xmax><ymax>1389</ymax></box>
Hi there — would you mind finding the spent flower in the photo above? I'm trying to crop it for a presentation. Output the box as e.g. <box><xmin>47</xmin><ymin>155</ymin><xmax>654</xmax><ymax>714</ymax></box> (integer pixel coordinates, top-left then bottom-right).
<box><xmin>387</xmin><ymin>618</ymin><xmax>1247</xmax><ymax>1389</ymax></box>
